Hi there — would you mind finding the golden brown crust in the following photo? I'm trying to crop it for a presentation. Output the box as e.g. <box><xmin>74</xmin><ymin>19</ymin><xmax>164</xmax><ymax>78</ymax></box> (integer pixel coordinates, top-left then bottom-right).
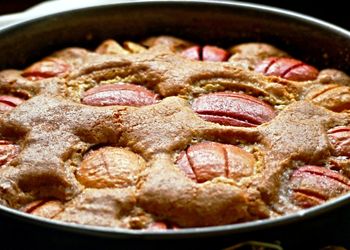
<box><xmin>228</xmin><ymin>43</ymin><xmax>288</xmax><ymax>70</ymax></box>
<box><xmin>0</xmin><ymin>36</ymin><xmax>350</xmax><ymax>229</ymax></box>
<box><xmin>54</xmin><ymin>188</ymin><xmax>141</xmax><ymax>227</ymax></box>
<box><xmin>138</xmin><ymin>155</ymin><xmax>267</xmax><ymax>227</ymax></box>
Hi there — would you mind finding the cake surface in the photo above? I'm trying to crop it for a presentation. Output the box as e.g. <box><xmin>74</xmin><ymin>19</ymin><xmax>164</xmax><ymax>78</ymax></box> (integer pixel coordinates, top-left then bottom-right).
<box><xmin>1</xmin><ymin>36</ymin><xmax>350</xmax><ymax>229</ymax></box>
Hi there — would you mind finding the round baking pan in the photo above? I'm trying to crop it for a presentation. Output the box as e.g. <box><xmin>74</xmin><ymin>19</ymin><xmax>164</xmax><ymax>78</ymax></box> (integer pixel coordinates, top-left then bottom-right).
<box><xmin>0</xmin><ymin>0</ymin><xmax>350</xmax><ymax>246</ymax></box>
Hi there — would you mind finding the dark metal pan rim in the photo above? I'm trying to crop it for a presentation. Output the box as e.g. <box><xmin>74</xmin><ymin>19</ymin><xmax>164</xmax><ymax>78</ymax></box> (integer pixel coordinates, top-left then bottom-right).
<box><xmin>0</xmin><ymin>0</ymin><xmax>350</xmax><ymax>239</ymax></box>
<box><xmin>1</xmin><ymin>0</ymin><xmax>349</xmax><ymax>38</ymax></box>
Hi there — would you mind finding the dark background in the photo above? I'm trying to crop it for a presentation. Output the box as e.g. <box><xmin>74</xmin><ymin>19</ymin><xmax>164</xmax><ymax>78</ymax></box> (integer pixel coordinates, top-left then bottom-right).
<box><xmin>0</xmin><ymin>1</ymin><xmax>349</xmax><ymax>250</ymax></box>
<box><xmin>0</xmin><ymin>0</ymin><xmax>349</xmax><ymax>31</ymax></box>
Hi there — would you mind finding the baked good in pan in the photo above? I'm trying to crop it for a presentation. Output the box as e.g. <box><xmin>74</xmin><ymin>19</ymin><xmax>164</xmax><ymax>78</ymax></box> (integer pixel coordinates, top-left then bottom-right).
<box><xmin>1</xmin><ymin>36</ymin><xmax>350</xmax><ymax>229</ymax></box>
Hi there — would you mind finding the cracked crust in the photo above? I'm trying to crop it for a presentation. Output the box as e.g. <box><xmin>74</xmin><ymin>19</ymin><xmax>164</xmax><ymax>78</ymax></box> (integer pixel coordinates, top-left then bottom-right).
<box><xmin>1</xmin><ymin>36</ymin><xmax>350</xmax><ymax>229</ymax></box>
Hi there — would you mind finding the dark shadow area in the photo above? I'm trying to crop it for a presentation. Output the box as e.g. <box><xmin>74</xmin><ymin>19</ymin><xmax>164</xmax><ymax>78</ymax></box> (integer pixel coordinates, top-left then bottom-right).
<box><xmin>0</xmin><ymin>0</ymin><xmax>47</xmax><ymax>15</ymax></box>
<box><xmin>234</xmin><ymin>0</ymin><xmax>349</xmax><ymax>30</ymax></box>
